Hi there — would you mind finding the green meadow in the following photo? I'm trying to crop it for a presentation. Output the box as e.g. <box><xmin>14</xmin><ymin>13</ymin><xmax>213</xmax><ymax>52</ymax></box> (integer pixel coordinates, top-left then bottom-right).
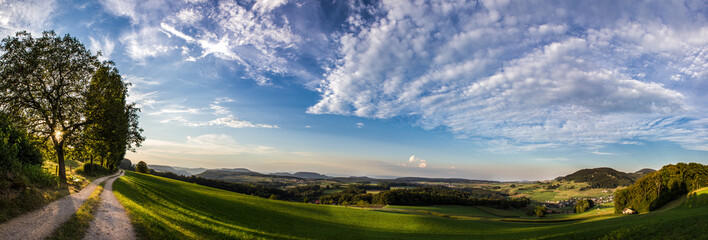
<box><xmin>114</xmin><ymin>171</ymin><xmax>708</xmax><ymax>240</ymax></box>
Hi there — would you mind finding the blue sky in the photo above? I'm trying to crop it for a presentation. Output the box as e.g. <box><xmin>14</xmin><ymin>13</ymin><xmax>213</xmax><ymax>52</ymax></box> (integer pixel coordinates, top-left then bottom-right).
<box><xmin>2</xmin><ymin>0</ymin><xmax>708</xmax><ymax>180</ymax></box>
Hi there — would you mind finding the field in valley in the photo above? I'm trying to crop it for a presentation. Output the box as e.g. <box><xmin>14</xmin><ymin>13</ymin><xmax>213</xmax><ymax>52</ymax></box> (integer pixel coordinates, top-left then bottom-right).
<box><xmin>113</xmin><ymin>171</ymin><xmax>708</xmax><ymax>239</ymax></box>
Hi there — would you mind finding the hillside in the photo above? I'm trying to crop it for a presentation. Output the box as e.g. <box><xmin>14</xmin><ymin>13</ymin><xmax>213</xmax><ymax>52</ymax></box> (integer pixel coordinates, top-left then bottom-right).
<box><xmin>614</xmin><ymin>162</ymin><xmax>708</xmax><ymax>213</ymax></box>
<box><xmin>559</xmin><ymin>167</ymin><xmax>637</xmax><ymax>188</ymax></box>
<box><xmin>113</xmin><ymin>171</ymin><xmax>708</xmax><ymax>239</ymax></box>
<box><xmin>271</xmin><ymin>172</ymin><xmax>333</xmax><ymax>179</ymax></box>
<box><xmin>149</xmin><ymin>165</ymin><xmax>192</xmax><ymax>176</ymax></box>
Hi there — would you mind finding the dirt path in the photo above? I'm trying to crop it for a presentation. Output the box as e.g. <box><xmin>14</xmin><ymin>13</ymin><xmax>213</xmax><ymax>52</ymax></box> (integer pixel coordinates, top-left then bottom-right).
<box><xmin>84</xmin><ymin>170</ymin><xmax>136</xmax><ymax>240</ymax></box>
<box><xmin>0</xmin><ymin>171</ymin><xmax>121</xmax><ymax>240</ymax></box>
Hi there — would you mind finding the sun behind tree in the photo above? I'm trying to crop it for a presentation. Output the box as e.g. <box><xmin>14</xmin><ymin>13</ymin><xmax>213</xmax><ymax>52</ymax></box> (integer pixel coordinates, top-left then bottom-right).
<box><xmin>0</xmin><ymin>30</ymin><xmax>143</xmax><ymax>182</ymax></box>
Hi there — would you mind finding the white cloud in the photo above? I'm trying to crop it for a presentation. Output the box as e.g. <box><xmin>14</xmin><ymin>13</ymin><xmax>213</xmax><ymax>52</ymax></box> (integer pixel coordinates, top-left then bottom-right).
<box><xmin>120</xmin><ymin>27</ymin><xmax>175</xmax><ymax>61</ymax></box>
<box><xmin>123</xmin><ymin>75</ymin><xmax>161</xmax><ymax>109</ymax></box>
<box><xmin>187</xmin><ymin>115</ymin><xmax>279</xmax><ymax>129</ymax></box>
<box><xmin>149</xmin><ymin>106</ymin><xmax>201</xmax><ymax>115</ymax></box>
<box><xmin>253</xmin><ymin>0</ymin><xmax>288</xmax><ymax>13</ymax></box>
<box><xmin>214</xmin><ymin>97</ymin><xmax>235</xmax><ymax>104</ymax></box>
<box><xmin>591</xmin><ymin>151</ymin><xmax>616</xmax><ymax>156</ymax></box>
<box><xmin>209</xmin><ymin>104</ymin><xmax>230</xmax><ymax>115</ymax></box>
<box><xmin>308</xmin><ymin>1</ymin><xmax>708</xmax><ymax>151</ymax></box>
<box><xmin>89</xmin><ymin>35</ymin><xmax>115</xmax><ymax>61</ymax></box>
<box><xmin>0</xmin><ymin>0</ymin><xmax>57</xmax><ymax>37</ymax></box>
<box><xmin>356</xmin><ymin>122</ymin><xmax>364</xmax><ymax>128</ymax></box>
<box><xmin>175</xmin><ymin>8</ymin><xmax>202</xmax><ymax>25</ymax></box>
<box><xmin>408</xmin><ymin>155</ymin><xmax>427</xmax><ymax>168</ymax></box>
<box><xmin>139</xmin><ymin>134</ymin><xmax>274</xmax><ymax>156</ymax></box>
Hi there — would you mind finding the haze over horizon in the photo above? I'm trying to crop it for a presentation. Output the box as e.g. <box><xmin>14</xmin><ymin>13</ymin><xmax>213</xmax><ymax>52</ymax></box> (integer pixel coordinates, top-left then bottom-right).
<box><xmin>3</xmin><ymin>0</ymin><xmax>708</xmax><ymax>181</ymax></box>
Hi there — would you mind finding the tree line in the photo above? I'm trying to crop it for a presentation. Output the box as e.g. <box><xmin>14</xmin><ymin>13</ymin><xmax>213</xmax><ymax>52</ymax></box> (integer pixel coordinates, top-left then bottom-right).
<box><xmin>0</xmin><ymin>31</ymin><xmax>144</xmax><ymax>181</ymax></box>
<box><xmin>614</xmin><ymin>162</ymin><xmax>708</xmax><ymax>213</ymax></box>
<box><xmin>319</xmin><ymin>185</ymin><xmax>529</xmax><ymax>209</ymax></box>
<box><xmin>149</xmin><ymin>171</ymin><xmax>323</xmax><ymax>202</ymax></box>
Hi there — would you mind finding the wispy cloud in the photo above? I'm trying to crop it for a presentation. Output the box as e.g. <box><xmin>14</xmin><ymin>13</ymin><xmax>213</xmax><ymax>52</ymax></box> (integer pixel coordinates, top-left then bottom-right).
<box><xmin>137</xmin><ymin>134</ymin><xmax>275</xmax><ymax>156</ymax></box>
<box><xmin>0</xmin><ymin>0</ymin><xmax>57</xmax><ymax>37</ymax></box>
<box><xmin>307</xmin><ymin>1</ymin><xmax>708</xmax><ymax>151</ymax></box>
<box><xmin>187</xmin><ymin>115</ymin><xmax>279</xmax><ymax>129</ymax></box>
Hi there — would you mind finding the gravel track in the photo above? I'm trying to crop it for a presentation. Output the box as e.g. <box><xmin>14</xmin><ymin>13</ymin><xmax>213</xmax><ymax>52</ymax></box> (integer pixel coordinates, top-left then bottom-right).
<box><xmin>0</xmin><ymin>171</ymin><xmax>121</xmax><ymax>240</ymax></box>
<box><xmin>84</xmin><ymin>170</ymin><xmax>136</xmax><ymax>240</ymax></box>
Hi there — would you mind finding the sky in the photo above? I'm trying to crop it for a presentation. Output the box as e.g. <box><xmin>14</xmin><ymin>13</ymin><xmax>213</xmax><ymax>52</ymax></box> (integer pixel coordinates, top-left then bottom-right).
<box><xmin>2</xmin><ymin>0</ymin><xmax>708</xmax><ymax>180</ymax></box>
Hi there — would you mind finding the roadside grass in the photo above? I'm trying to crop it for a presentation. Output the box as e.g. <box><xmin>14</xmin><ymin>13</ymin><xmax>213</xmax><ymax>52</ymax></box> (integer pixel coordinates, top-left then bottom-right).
<box><xmin>114</xmin><ymin>171</ymin><xmax>708</xmax><ymax>239</ymax></box>
<box><xmin>0</xmin><ymin>159</ymin><xmax>91</xmax><ymax>223</ymax></box>
<box><xmin>47</xmin><ymin>182</ymin><xmax>105</xmax><ymax>240</ymax></box>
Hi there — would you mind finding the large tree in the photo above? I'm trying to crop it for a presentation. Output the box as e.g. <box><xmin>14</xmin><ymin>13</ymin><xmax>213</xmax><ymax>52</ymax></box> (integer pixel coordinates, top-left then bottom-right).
<box><xmin>83</xmin><ymin>64</ymin><xmax>144</xmax><ymax>170</ymax></box>
<box><xmin>0</xmin><ymin>31</ymin><xmax>142</xmax><ymax>181</ymax></box>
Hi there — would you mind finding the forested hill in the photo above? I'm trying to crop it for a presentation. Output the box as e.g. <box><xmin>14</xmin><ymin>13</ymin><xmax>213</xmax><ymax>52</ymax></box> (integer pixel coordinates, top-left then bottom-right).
<box><xmin>615</xmin><ymin>162</ymin><xmax>708</xmax><ymax>213</ymax></box>
<box><xmin>559</xmin><ymin>167</ymin><xmax>643</xmax><ymax>188</ymax></box>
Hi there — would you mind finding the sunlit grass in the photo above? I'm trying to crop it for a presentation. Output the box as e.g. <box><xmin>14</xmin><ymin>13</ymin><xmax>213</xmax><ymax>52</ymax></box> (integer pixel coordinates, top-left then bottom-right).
<box><xmin>114</xmin><ymin>171</ymin><xmax>708</xmax><ymax>239</ymax></box>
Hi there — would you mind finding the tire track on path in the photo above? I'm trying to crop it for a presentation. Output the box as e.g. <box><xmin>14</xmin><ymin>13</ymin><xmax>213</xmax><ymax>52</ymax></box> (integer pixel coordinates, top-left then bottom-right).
<box><xmin>84</xmin><ymin>170</ymin><xmax>135</xmax><ymax>240</ymax></box>
<box><xmin>0</xmin><ymin>171</ymin><xmax>121</xmax><ymax>240</ymax></box>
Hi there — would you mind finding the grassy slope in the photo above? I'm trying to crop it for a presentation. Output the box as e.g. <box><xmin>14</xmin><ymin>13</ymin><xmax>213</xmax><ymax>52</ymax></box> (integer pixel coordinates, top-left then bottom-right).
<box><xmin>114</xmin><ymin>172</ymin><xmax>708</xmax><ymax>240</ymax></box>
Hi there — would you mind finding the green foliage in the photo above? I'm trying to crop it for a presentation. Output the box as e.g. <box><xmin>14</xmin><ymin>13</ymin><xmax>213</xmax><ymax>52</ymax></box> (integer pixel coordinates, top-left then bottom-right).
<box><xmin>118</xmin><ymin>159</ymin><xmax>134</xmax><ymax>171</ymax></box>
<box><xmin>561</xmin><ymin>167</ymin><xmax>635</xmax><ymax>188</ymax></box>
<box><xmin>574</xmin><ymin>199</ymin><xmax>594</xmax><ymax>213</ymax></box>
<box><xmin>151</xmin><ymin>171</ymin><xmax>322</xmax><ymax>201</ymax></box>
<box><xmin>534</xmin><ymin>205</ymin><xmax>546</xmax><ymax>217</ymax></box>
<box><xmin>0</xmin><ymin>117</ymin><xmax>42</xmax><ymax>171</ymax></box>
<box><xmin>135</xmin><ymin>161</ymin><xmax>149</xmax><ymax>173</ymax></box>
<box><xmin>76</xmin><ymin>163</ymin><xmax>113</xmax><ymax>177</ymax></box>
<box><xmin>82</xmin><ymin>65</ymin><xmax>144</xmax><ymax>171</ymax></box>
<box><xmin>19</xmin><ymin>164</ymin><xmax>58</xmax><ymax>187</ymax></box>
<box><xmin>614</xmin><ymin>162</ymin><xmax>708</xmax><ymax>213</ymax></box>
<box><xmin>0</xmin><ymin>30</ymin><xmax>101</xmax><ymax>181</ymax></box>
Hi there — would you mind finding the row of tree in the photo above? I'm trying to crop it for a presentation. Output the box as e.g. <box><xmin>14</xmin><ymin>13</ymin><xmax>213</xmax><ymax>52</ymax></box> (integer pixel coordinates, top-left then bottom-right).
<box><xmin>319</xmin><ymin>185</ymin><xmax>530</xmax><ymax>209</ymax></box>
<box><xmin>0</xmin><ymin>31</ymin><xmax>144</xmax><ymax>181</ymax></box>
<box><xmin>149</xmin><ymin>171</ymin><xmax>324</xmax><ymax>202</ymax></box>
<box><xmin>614</xmin><ymin>162</ymin><xmax>708</xmax><ymax>213</ymax></box>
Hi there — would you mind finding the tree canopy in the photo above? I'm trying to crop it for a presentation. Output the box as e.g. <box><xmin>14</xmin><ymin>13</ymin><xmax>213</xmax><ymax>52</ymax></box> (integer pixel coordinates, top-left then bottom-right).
<box><xmin>0</xmin><ymin>30</ymin><xmax>143</xmax><ymax>181</ymax></box>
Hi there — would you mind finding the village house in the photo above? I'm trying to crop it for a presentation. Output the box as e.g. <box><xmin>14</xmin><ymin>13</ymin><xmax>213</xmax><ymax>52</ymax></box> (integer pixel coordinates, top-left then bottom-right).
<box><xmin>622</xmin><ymin>208</ymin><xmax>637</xmax><ymax>215</ymax></box>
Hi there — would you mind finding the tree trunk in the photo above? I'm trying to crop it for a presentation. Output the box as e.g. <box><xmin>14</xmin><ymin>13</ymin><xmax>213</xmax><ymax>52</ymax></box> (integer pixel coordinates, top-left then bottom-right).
<box><xmin>56</xmin><ymin>144</ymin><xmax>66</xmax><ymax>182</ymax></box>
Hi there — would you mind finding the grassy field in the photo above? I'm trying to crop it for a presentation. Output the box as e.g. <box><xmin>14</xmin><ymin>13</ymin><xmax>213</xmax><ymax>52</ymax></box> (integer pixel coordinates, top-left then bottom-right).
<box><xmin>114</xmin><ymin>171</ymin><xmax>708</xmax><ymax>239</ymax></box>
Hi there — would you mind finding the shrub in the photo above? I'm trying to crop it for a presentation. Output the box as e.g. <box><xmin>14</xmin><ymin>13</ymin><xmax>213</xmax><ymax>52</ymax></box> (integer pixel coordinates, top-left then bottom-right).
<box><xmin>0</xmin><ymin>119</ymin><xmax>42</xmax><ymax>171</ymax></box>
<box><xmin>76</xmin><ymin>163</ymin><xmax>113</xmax><ymax>177</ymax></box>
<box><xmin>135</xmin><ymin>161</ymin><xmax>149</xmax><ymax>173</ymax></box>
<box><xmin>574</xmin><ymin>199</ymin><xmax>594</xmax><ymax>213</ymax></box>
<box><xmin>118</xmin><ymin>159</ymin><xmax>134</xmax><ymax>170</ymax></box>
<box><xmin>535</xmin><ymin>205</ymin><xmax>547</xmax><ymax>217</ymax></box>
<box><xmin>20</xmin><ymin>164</ymin><xmax>57</xmax><ymax>187</ymax></box>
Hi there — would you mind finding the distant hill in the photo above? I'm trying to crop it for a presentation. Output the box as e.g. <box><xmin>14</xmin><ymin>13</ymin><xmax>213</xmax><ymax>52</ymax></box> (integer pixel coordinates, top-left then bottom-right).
<box><xmin>150</xmin><ymin>165</ymin><xmax>192</xmax><ymax>176</ymax></box>
<box><xmin>634</xmin><ymin>168</ymin><xmax>656</xmax><ymax>175</ymax></box>
<box><xmin>150</xmin><ymin>165</ymin><xmax>207</xmax><ymax>176</ymax></box>
<box><xmin>217</xmin><ymin>168</ymin><xmax>254</xmax><ymax>173</ymax></box>
<box><xmin>197</xmin><ymin>169</ymin><xmax>264</xmax><ymax>178</ymax></box>
<box><xmin>392</xmin><ymin>177</ymin><xmax>497</xmax><ymax>184</ymax></box>
<box><xmin>271</xmin><ymin>172</ymin><xmax>333</xmax><ymax>179</ymax></box>
<box><xmin>559</xmin><ymin>167</ymin><xmax>636</xmax><ymax>188</ymax></box>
